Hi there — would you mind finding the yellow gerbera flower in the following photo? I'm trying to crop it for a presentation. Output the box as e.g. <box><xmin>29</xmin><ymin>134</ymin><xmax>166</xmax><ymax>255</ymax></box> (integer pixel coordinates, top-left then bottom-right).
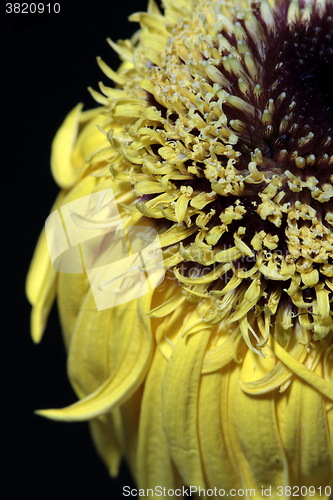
<box><xmin>27</xmin><ymin>0</ymin><xmax>333</xmax><ymax>498</ymax></box>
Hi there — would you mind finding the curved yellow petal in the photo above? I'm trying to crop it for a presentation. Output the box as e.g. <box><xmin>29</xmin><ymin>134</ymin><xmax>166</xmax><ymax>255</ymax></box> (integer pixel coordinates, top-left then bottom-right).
<box><xmin>57</xmin><ymin>271</ymin><xmax>90</xmax><ymax>350</ymax></box>
<box><xmin>277</xmin><ymin>365</ymin><xmax>333</xmax><ymax>492</ymax></box>
<box><xmin>269</xmin><ymin>335</ymin><xmax>333</xmax><ymax>400</ymax></box>
<box><xmin>162</xmin><ymin>326</ymin><xmax>210</xmax><ymax>488</ymax></box>
<box><xmin>137</xmin><ymin>349</ymin><xmax>177</xmax><ymax>490</ymax></box>
<box><xmin>26</xmin><ymin>193</ymin><xmax>66</xmax><ymax>343</ymax></box>
<box><xmin>111</xmin><ymin>388</ymin><xmax>143</xmax><ymax>480</ymax></box>
<box><xmin>54</xmin><ymin>174</ymin><xmax>108</xmax><ymax>348</ymax></box>
<box><xmin>71</xmin><ymin>111</ymin><xmax>111</xmax><ymax>167</ymax></box>
<box><xmin>28</xmin><ymin>171</ymin><xmax>110</xmax><ymax>343</ymax></box>
<box><xmin>30</xmin><ymin>272</ymin><xmax>57</xmax><ymax>344</ymax></box>
<box><xmin>240</xmin><ymin>341</ymin><xmax>308</xmax><ymax>395</ymax></box>
<box><xmin>202</xmin><ymin>326</ymin><xmax>243</xmax><ymax>373</ymax></box>
<box><xmin>234</xmin><ymin>349</ymin><xmax>290</xmax><ymax>489</ymax></box>
<box><xmin>51</xmin><ymin>103</ymin><xmax>83</xmax><ymax>188</ymax></box>
<box><xmin>66</xmin><ymin>289</ymin><xmax>116</xmax><ymax>398</ymax></box>
<box><xmin>51</xmin><ymin>104</ymin><xmax>105</xmax><ymax>189</ymax></box>
<box><xmin>89</xmin><ymin>414</ymin><xmax>121</xmax><ymax>477</ymax></box>
<box><xmin>26</xmin><ymin>192</ymin><xmax>65</xmax><ymax>305</ymax></box>
<box><xmin>36</xmin><ymin>295</ymin><xmax>153</xmax><ymax>421</ymax></box>
<box><xmin>222</xmin><ymin>364</ymin><xmax>258</xmax><ymax>489</ymax></box>
<box><xmin>198</xmin><ymin>369</ymin><xmax>240</xmax><ymax>490</ymax></box>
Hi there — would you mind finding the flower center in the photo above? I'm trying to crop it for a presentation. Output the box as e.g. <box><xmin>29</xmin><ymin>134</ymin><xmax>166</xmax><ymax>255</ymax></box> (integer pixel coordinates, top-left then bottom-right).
<box><xmin>223</xmin><ymin>1</ymin><xmax>333</xmax><ymax>179</ymax></box>
<box><xmin>266</xmin><ymin>3</ymin><xmax>333</xmax><ymax>172</ymax></box>
<box><xmin>108</xmin><ymin>0</ymin><xmax>333</xmax><ymax>343</ymax></box>
<box><xmin>271</xmin><ymin>5</ymin><xmax>333</xmax><ymax>124</ymax></box>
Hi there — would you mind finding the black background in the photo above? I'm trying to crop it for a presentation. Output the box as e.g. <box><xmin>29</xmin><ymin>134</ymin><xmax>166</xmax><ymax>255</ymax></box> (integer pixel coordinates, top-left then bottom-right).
<box><xmin>3</xmin><ymin>0</ymin><xmax>149</xmax><ymax>497</ymax></box>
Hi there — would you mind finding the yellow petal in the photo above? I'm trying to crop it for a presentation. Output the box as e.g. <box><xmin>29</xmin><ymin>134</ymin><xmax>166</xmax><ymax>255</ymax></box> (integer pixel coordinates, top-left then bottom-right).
<box><xmin>222</xmin><ymin>364</ymin><xmax>258</xmax><ymax>488</ymax></box>
<box><xmin>30</xmin><ymin>273</ymin><xmax>57</xmax><ymax>344</ymax></box>
<box><xmin>327</xmin><ymin>406</ymin><xmax>333</xmax><ymax>477</ymax></box>
<box><xmin>277</xmin><ymin>365</ymin><xmax>333</xmax><ymax>489</ymax></box>
<box><xmin>32</xmin><ymin>173</ymin><xmax>109</xmax><ymax>344</ymax></box>
<box><xmin>113</xmin><ymin>388</ymin><xmax>143</xmax><ymax>480</ymax></box>
<box><xmin>158</xmin><ymin>224</ymin><xmax>197</xmax><ymax>247</ymax></box>
<box><xmin>57</xmin><ymin>271</ymin><xmax>90</xmax><ymax>350</ymax></box>
<box><xmin>51</xmin><ymin>105</ymin><xmax>104</xmax><ymax>189</ymax></box>
<box><xmin>26</xmin><ymin>192</ymin><xmax>66</xmax><ymax>342</ymax></box>
<box><xmin>36</xmin><ymin>294</ymin><xmax>153</xmax><ymax>421</ymax></box>
<box><xmin>202</xmin><ymin>326</ymin><xmax>243</xmax><ymax>373</ymax></box>
<box><xmin>149</xmin><ymin>289</ymin><xmax>186</xmax><ymax>318</ymax></box>
<box><xmin>26</xmin><ymin>192</ymin><xmax>65</xmax><ymax>305</ymax></box>
<box><xmin>240</xmin><ymin>340</ymin><xmax>308</xmax><ymax>395</ymax></box>
<box><xmin>89</xmin><ymin>414</ymin><xmax>121</xmax><ymax>477</ymax></box>
<box><xmin>234</xmin><ymin>349</ymin><xmax>290</xmax><ymax>488</ymax></box>
<box><xmin>137</xmin><ymin>349</ymin><xmax>177</xmax><ymax>489</ymax></box>
<box><xmin>198</xmin><ymin>369</ymin><xmax>241</xmax><ymax>489</ymax></box>
<box><xmin>269</xmin><ymin>335</ymin><xmax>333</xmax><ymax>400</ymax></box>
<box><xmin>227</xmin><ymin>278</ymin><xmax>262</xmax><ymax>323</ymax></box>
<box><xmin>162</xmin><ymin>326</ymin><xmax>211</xmax><ymax>488</ymax></box>
<box><xmin>51</xmin><ymin>103</ymin><xmax>83</xmax><ymax>188</ymax></box>
<box><xmin>71</xmin><ymin>111</ymin><xmax>110</xmax><ymax>166</ymax></box>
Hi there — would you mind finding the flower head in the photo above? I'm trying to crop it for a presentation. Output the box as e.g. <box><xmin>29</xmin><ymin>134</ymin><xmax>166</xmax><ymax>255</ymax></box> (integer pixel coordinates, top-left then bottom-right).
<box><xmin>27</xmin><ymin>0</ymin><xmax>333</xmax><ymax>496</ymax></box>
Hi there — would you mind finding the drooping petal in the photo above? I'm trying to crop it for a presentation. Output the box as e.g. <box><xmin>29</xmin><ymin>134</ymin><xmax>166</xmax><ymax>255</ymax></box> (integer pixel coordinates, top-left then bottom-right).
<box><xmin>162</xmin><ymin>321</ymin><xmax>211</xmax><ymax>488</ymax></box>
<box><xmin>51</xmin><ymin>105</ymin><xmax>106</xmax><ymax>189</ymax></box>
<box><xmin>89</xmin><ymin>414</ymin><xmax>121</xmax><ymax>477</ymax></box>
<box><xmin>111</xmin><ymin>388</ymin><xmax>143</xmax><ymax>480</ymax></box>
<box><xmin>53</xmin><ymin>174</ymin><xmax>109</xmax><ymax>348</ymax></box>
<box><xmin>221</xmin><ymin>364</ymin><xmax>259</xmax><ymax>489</ymax></box>
<box><xmin>26</xmin><ymin>192</ymin><xmax>65</xmax><ymax>342</ymax></box>
<box><xmin>36</xmin><ymin>294</ymin><xmax>153</xmax><ymax>421</ymax></box>
<box><xmin>137</xmin><ymin>348</ymin><xmax>177</xmax><ymax>490</ymax></box>
<box><xmin>26</xmin><ymin>191</ymin><xmax>65</xmax><ymax>306</ymax></box>
<box><xmin>198</xmin><ymin>369</ymin><xmax>241</xmax><ymax>490</ymax></box>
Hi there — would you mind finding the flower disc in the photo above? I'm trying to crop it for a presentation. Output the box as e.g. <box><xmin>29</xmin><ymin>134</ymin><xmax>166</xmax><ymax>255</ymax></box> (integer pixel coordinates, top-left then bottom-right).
<box><xmin>97</xmin><ymin>0</ymin><xmax>333</xmax><ymax>348</ymax></box>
